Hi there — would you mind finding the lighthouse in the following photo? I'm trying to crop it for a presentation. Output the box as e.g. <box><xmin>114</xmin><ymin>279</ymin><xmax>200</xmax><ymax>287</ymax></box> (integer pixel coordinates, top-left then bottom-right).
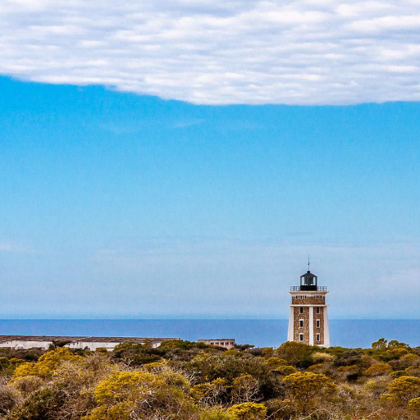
<box><xmin>287</xmin><ymin>264</ymin><xmax>330</xmax><ymax>347</ymax></box>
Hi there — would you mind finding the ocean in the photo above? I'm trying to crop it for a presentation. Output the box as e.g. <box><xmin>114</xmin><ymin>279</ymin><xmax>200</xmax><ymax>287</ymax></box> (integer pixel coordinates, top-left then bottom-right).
<box><xmin>0</xmin><ymin>319</ymin><xmax>418</xmax><ymax>349</ymax></box>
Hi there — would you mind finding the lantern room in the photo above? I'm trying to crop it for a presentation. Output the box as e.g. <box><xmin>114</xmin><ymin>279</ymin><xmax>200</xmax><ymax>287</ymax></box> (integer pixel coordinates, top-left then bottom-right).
<box><xmin>300</xmin><ymin>271</ymin><xmax>318</xmax><ymax>290</ymax></box>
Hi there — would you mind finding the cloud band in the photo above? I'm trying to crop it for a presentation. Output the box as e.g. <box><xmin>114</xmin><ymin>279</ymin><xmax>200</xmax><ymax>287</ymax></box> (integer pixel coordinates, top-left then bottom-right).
<box><xmin>1</xmin><ymin>0</ymin><xmax>420</xmax><ymax>104</ymax></box>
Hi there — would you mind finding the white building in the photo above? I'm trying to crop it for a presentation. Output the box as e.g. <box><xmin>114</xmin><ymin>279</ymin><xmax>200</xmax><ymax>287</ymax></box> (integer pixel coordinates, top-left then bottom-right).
<box><xmin>0</xmin><ymin>336</ymin><xmax>178</xmax><ymax>351</ymax></box>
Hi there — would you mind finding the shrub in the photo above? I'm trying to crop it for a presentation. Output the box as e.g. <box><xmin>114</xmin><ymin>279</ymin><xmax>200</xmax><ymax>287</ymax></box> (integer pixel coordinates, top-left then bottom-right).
<box><xmin>307</xmin><ymin>363</ymin><xmax>326</xmax><ymax>373</ymax></box>
<box><xmin>263</xmin><ymin>357</ymin><xmax>288</xmax><ymax>370</ymax></box>
<box><xmin>200</xmin><ymin>407</ymin><xmax>234</xmax><ymax>419</ymax></box>
<box><xmin>190</xmin><ymin>378</ymin><xmax>228</xmax><ymax>406</ymax></box>
<box><xmin>282</xmin><ymin>372</ymin><xmax>337</xmax><ymax>414</ymax></box>
<box><xmin>84</xmin><ymin>369</ymin><xmax>197</xmax><ymax>420</ymax></box>
<box><xmin>0</xmin><ymin>357</ymin><xmax>10</xmax><ymax>370</ymax></box>
<box><xmin>381</xmin><ymin>376</ymin><xmax>420</xmax><ymax>405</ymax></box>
<box><xmin>408</xmin><ymin>397</ymin><xmax>420</xmax><ymax>415</ymax></box>
<box><xmin>228</xmin><ymin>402</ymin><xmax>267</xmax><ymax>420</ymax></box>
<box><xmin>276</xmin><ymin>342</ymin><xmax>316</xmax><ymax>367</ymax></box>
<box><xmin>231</xmin><ymin>374</ymin><xmax>260</xmax><ymax>403</ymax></box>
<box><xmin>12</xmin><ymin>348</ymin><xmax>80</xmax><ymax>379</ymax></box>
<box><xmin>364</xmin><ymin>377</ymin><xmax>391</xmax><ymax>397</ymax></box>
<box><xmin>364</xmin><ymin>362</ymin><xmax>392</xmax><ymax>376</ymax></box>
<box><xmin>111</xmin><ymin>341</ymin><xmax>162</xmax><ymax>366</ymax></box>
<box><xmin>0</xmin><ymin>384</ymin><xmax>20</xmax><ymax>416</ymax></box>
<box><xmin>265</xmin><ymin>398</ymin><xmax>295</xmax><ymax>419</ymax></box>
<box><xmin>11</xmin><ymin>375</ymin><xmax>44</xmax><ymax>396</ymax></box>
<box><xmin>186</xmin><ymin>353</ymin><xmax>281</xmax><ymax>400</ymax></box>
<box><xmin>273</xmin><ymin>365</ymin><xmax>297</xmax><ymax>376</ymax></box>
<box><xmin>7</xmin><ymin>386</ymin><xmax>65</xmax><ymax>420</ymax></box>
<box><xmin>2</xmin><ymin>339</ymin><xmax>420</xmax><ymax>419</ymax></box>
<box><xmin>312</xmin><ymin>352</ymin><xmax>335</xmax><ymax>364</ymax></box>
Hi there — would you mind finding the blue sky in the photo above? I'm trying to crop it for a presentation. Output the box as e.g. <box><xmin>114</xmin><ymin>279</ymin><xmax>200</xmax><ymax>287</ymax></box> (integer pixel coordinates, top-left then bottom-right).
<box><xmin>1</xmin><ymin>76</ymin><xmax>420</xmax><ymax>318</ymax></box>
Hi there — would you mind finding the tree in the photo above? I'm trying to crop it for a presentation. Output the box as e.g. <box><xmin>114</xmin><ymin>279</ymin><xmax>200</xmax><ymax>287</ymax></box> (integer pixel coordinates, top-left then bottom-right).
<box><xmin>372</xmin><ymin>338</ymin><xmax>388</xmax><ymax>351</ymax></box>
<box><xmin>388</xmin><ymin>340</ymin><xmax>410</xmax><ymax>350</ymax></box>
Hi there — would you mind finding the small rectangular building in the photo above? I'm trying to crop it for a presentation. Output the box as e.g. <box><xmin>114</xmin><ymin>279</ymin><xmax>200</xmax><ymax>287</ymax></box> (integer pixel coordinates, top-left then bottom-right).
<box><xmin>198</xmin><ymin>339</ymin><xmax>236</xmax><ymax>349</ymax></box>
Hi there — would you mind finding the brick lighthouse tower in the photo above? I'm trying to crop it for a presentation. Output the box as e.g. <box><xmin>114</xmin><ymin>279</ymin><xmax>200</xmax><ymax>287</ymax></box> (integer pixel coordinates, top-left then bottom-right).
<box><xmin>287</xmin><ymin>262</ymin><xmax>330</xmax><ymax>347</ymax></box>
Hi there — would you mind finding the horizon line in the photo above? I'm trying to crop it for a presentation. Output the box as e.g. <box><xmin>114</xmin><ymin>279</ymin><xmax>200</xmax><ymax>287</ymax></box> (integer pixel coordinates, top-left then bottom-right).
<box><xmin>0</xmin><ymin>317</ymin><xmax>419</xmax><ymax>321</ymax></box>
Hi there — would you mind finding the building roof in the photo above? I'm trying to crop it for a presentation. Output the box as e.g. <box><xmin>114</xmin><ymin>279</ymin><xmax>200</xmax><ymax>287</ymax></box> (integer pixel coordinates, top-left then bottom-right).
<box><xmin>301</xmin><ymin>270</ymin><xmax>317</xmax><ymax>278</ymax></box>
<box><xmin>198</xmin><ymin>339</ymin><xmax>235</xmax><ymax>341</ymax></box>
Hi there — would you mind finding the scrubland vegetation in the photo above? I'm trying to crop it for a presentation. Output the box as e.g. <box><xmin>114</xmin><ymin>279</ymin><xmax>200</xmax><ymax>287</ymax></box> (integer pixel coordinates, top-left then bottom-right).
<box><xmin>0</xmin><ymin>338</ymin><xmax>419</xmax><ymax>419</ymax></box>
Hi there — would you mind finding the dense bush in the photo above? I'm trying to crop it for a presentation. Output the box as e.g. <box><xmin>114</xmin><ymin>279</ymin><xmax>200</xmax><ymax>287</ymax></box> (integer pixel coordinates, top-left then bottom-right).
<box><xmin>0</xmin><ymin>338</ymin><xmax>418</xmax><ymax>419</ymax></box>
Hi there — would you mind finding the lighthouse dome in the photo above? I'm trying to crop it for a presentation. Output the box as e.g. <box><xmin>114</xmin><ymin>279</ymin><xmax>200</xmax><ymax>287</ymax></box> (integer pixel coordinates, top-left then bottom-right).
<box><xmin>300</xmin><ymin>270</ymin><xmax>318</xmax><ymax>290</ymax></box>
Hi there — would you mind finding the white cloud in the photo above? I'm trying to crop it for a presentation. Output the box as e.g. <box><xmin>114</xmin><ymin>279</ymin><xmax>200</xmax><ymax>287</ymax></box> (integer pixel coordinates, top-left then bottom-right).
<box><xmin>1</xmin><ymin>0</ymin><xmax>420</xmax><ymax>104</ymax></box>
<box><xmin>1</xmin><ymin>236</ymin><xmax>420</xmax><ymax>317</ymax></box>
<box><xmin>0</xmin><ymin>241</ymin><xmax>32</xmax><ymax>253</ymax></box>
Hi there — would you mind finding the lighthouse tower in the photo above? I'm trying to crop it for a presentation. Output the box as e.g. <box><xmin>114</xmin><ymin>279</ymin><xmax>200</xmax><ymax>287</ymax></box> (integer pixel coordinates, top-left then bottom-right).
<box><xmin>287</xmin><ymin>264</ymin><xmax>330</xmax><ymax>347</ymax></box>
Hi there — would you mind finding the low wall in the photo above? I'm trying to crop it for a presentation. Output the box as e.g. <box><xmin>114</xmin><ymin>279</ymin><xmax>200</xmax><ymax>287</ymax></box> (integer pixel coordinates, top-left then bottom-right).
<box><xmin>0</xmin><ymin>336</ymin><xmax>177</xmax><ymax>351</ymax></box>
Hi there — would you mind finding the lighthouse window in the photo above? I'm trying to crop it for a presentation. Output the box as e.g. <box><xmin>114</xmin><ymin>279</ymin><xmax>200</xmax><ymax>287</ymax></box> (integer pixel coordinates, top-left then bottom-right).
<box><xmin>316</xmin><ymin>307</ymin><xmax>320</xmax><ymax>314</ymax></box>
<box><xmin>299</xmin><ymin>333</ymin><xmax>304</xmax><ymax>342</ymax></box>
<box><xmin>299</xmin><ymin>319</ymin><xmax>304</xmax><ymax>328</ymax></box>
<box><xmin>316</xmin><ymin>333</ymin><xmax>320</xmax><ymax>342</ymax></box>
<box><xmin>316</xmin><ymin>319</ymin><xmax>320</xmax><ymax>328</ymax></box>
<box><xmin>299</xmin><ymin>307</ymin><xmax>304</xmax><ymax>314</ymax></box>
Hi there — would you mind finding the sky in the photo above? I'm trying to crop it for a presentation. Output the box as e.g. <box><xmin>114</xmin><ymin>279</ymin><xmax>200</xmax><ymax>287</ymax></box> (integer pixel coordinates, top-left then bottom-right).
<box><xmin>1</xmin><ymin>0</ymin><xmax>420</xmax><ymax>104</ymax></box>
<box><xmin>1</xmin><ymin>77</ymin><xmax>420</xmax><ymax>319</ymax></box>
<box><xmin>0</xmin><ymin>0</ymin><xmax>420</xmax><ymax>319</ymax></box>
